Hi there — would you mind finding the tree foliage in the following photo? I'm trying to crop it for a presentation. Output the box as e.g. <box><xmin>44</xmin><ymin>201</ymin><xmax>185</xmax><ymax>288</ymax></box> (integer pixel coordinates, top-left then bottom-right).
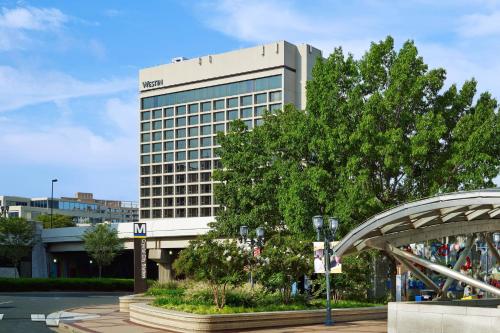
<box><xmin>213</xmin><ymin>36</ymin><xmax>499</xmax><ymax>237</ymax></box>
<box><xmin>173</xmin><ymin>236</ymin><xmax>250</xmax><ymax>309</ymax></box>
<box><xmin>83</xmin><ymin>224</ymin><xmax>123</xmax><ymax>278</ymax></box>
<box><xmin>37</xmin><ymin>214</ymin><xmax>76</xmax><ymax>229</ymax></box>
<box><xmin>0</xmin><ymin>217</ymin><xmax>35</xmax><ymax>275</ymax></box>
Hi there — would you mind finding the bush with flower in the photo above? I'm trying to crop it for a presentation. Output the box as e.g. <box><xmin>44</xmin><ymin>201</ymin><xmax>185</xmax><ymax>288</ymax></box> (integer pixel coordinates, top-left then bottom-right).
<box><xmin>173</xmin><ymin>235</ymin><xmax>250</xmax><ymax>309</ymax></box>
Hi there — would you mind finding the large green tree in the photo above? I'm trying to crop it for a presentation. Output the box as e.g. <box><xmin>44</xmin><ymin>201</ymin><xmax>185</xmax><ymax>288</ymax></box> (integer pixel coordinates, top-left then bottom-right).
<box><xmin>83</xmin><ymin>224</ymin><xmax>123</xmax><ymax>278</ymax></box>
<box><xmin>37</xmin><ymin>214</ymin><xmax>76</xmax><ymax>229</ymax></box>
<box><xmin>213</xmin><ymin>36</ymin><xmax>499</xmax><ymax>238</ymax></box>
<box><xmin>0</xmin><ymin>217</ymin><xmax>35</xmax><ymax>276</ymax></box>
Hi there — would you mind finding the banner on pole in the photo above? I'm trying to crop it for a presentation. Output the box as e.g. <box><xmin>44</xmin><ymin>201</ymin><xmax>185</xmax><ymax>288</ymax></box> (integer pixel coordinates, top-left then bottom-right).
<box><xmin>313</xmin><ymin>241</ymin><xmax>342</xmax><ymax>274</ymax></box>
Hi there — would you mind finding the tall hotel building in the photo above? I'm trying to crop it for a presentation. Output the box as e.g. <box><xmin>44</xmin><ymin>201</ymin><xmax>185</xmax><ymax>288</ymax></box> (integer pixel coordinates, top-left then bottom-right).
<box><xmin>139</xmin><ymin>41</ymin><xmax>322</xmax><ymax>225</ymax></box>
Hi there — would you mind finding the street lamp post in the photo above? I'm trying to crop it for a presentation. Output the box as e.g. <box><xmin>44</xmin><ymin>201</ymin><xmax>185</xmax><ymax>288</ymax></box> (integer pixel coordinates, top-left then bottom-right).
<box><xmin>50</xmin><ymin>179</ymin><xmax>58</xmax><ymax>229</ymax></box>
<box><xmin>313</xmin><ymin>215</ymin><xmax>339</xmax><ymax>326</ymax></box>
<box><xmin>239</xmin><ymin>226</ymin><xmax>265</xmax><ymax>288</ymax></box>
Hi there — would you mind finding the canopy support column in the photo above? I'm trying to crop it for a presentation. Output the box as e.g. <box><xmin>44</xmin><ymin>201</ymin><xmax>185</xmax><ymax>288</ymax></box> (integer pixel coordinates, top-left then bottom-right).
<box><xmin>440</xmin><ymin>236</ymin><xmax>475</xmax><ymax>297</ymax></box>
<box><xmin>391</xmin><ymin>253</ymin><xmax>441</xmax><ymax>293</ymax></box>
<box><xmin>386</xmin><ymin>242</ymin><xmax>500</xmax><ymax>297</ymax></box>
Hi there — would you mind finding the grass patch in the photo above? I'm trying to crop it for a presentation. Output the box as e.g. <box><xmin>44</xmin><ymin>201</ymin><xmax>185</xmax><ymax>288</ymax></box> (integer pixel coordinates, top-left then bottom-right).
<box><xmin>0</xmin><ymin>277</ymin><xmax>134</xmax><ymax>292</ymax></box>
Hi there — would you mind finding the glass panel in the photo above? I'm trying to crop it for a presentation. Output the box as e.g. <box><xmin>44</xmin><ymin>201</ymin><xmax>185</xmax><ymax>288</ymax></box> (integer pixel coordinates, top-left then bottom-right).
<box><xmin>201</xmin><ymin>125</ymin><xmax>211</xmax><ymax>135</ymax></box>
<box><xmin>176</xmin><ymin>163</ymin><xmax>186</xmax><ymax>172</ymax></box>
<box><xmin>152</xmin><ymin>131</ymin><xmax>162</xmax><ymax>141</ymax></box>
<box><xmin>141</xmin><ymin>155</ymin><xmax>150</xmax><ymax>164</ymax></box>
<box><xmin>227</xmin><ymin>97</ymin><xmax>238</xmax><ymax>108</ymax></box>
<box><xmin>176</xmin><ymin>117</ymin><xmax>186</xmax><ymax>127</ymax></box>
<box><xmin>213</xmin><ymin>112</ymin><xmax>224</xmax><ymax>122</ymax></box>
<box><xmin>255</xmin><ymin>118</ymin><xmax>264</xmax><ymax>126</ymax></box>
<box><xmin>141</xmin><ymin>111</ymin><xmax>151</xmax><ymax>121</ymax></box>
<box><xmin>269</xmin><ymin>90</ymin><xmax>281</xmax><ymax>102</ymax></box>
<box><xmin>241</xmin><ymin>95</ymin><xmax>252</xmax><ymax>106</ymax></box>
<box><xmin>241</xmin><ymin>108</ymin><xmax>252</xmax><ymax>118</ymax></box>
<box><xmin>164</xmin><ymin>130</ymin><xmax>174</xmax><ymax>140</ymax></box>
<box><xmin>153</xmin><ymin>120</ymin><xmax>162</xmax><ymax>130</ymax></box>
<box><xmin>176</xmin><ymin>128</ymin><xmax>186</xmax><ymax>138</ymax></box>
<box><xmin>153</xmin><ymin>154</ymin><xmax>162</xmax><ymax>163</ymax></box>
<box><xmin>188</xmin><ymin>138</ymin><xmax>198</xmax><ymax>148</ymax></box>
<box><xmin>188</xmin><ymin>162</ymin><xmax>199</xmax><ymax>171</ymax></box>
<box><xmin>188</xmin><ymin>150</ymin><xmax>198</xmax><ymax>160</ymax></box>
<box><xmin>214</xmin><ymin>99</ymin><xmax>224</xmax><ymax>110</ymax></box>
<box><xmin>214</xmin><ymin>123</ymin><xmax>224</xmax><ymax>133</ymax></box>
<box><xmin>176</xmin><ymin>151</ymin><xmax>186</xmax><ymax>161</ymax></box>
<box><xmin>188</xmin><ymin>127</ymin><xmax>198</xmax><ymax>137</ymax></box>
<box><xmin>201</xmin><ymin>137</ymin><xmax>211</xmax><ymax>147</ymax></box>
<box><xmin>141</xmin><ymin>133</ymin><xmax>150</xmax><ymax>142</ymax></box>
<box><xmin>244</xmin><ymin>120</ymin><xmax>253</xmax><ymax>129</ymax></box>
<box><xmin>141</xmin><ymin>122</ymin><xmax>150</xmax><ymax>131</ymax></box>
<box><xmin>164</xmin><ymin>153</ymin><xmax>174</xmax><ymax>162</ymax></box>
<box><xmin>165</xmin><ymin>119</ymin><xmax>174</xmax><ymax>128</ymax></box>
<box><xmin>152</xmin><ymin>109</ymin><xmax>162</xmax><ymax>119</ymax></box>
<box><xmin>201</xmin><ymin>114</ymin><xmax>211</xmax><ymax>124</ymax></box>
<box><xmin>176</xmin><ymin>105</ymin><xmax>186</xmax><ymax>115</ymax></box>
<box><xmin>270</xmin><ymin>103</ymin><xmax>281</xmax><ymax>112</ymax></box>
<box><xmin>152</xmin><ymin>143</ymin><xmax>162</xmax><ymax>152</ymax></box>
<box><xmin>201</xmin><ymin>102</ymin><xmax>211</xmax><ymax>112</ymax></box>
<box><xmin>141</xmin><ymin>144</ymin><xmax>151</xmax><ymax>153</ymax></box>
<box><xmin>176</xmin><ymin>140</ymin><xmax>186</xmax><ymax>149</ymax></box>
<box><xmin>165</xmin><ymin>141</ymin><xmax>174</xmax><ymax>151</ymax></box>
<box><xmin>200</xmin><ymin>160</ymin><xmax>211</xmax><ymax>170</ymax></box>
<box><xmin>255</xmin><ymin>106</ymin><xmax>266</xmax><ymax>117</ymax></box>
<box><xmin>164</xmin><ymin>107</ymin><xmax>174</xmax><ymax>117</ymax></box>
<box><xmin>200</xmin><ymin>149</ymin><xmax>211</xmax><ymax>159</ymax></box>
<box><xmin>227</xmin><ymin>110</ymin><xmax>238</xmax><ymax>120</ymax></box>
<box><xmin>255</xmin><ymin>93</ymin><xmax>267</xmax><ymax>104</ymax></box>
<box><xmin>188</xmin><ymin>115</ymin><xmax>198</xmax><ymax>125</ymax></box>
<box><xmin>188</xmin><ymin>104</ymin><xmax>198</xmax><ymax>114</ymax></box>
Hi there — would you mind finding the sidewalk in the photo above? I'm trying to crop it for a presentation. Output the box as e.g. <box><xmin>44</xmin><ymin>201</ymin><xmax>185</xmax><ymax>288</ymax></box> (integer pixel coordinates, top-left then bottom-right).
<box><xmin>53</xmin><ymin>304</ymin><xmax>387</xmax><ymax>333</ymax></box>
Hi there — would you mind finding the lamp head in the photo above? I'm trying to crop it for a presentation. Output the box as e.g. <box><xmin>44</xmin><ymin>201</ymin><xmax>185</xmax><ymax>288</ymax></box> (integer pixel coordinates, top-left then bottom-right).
<box><xmin>329</xmin><ymin>217</ymin><xmax>339</xmax><ymax>234</ymax></box>
<box><xmin>256</xmin><ymin>227</ymin><xmax>265</xmax><ymax>239</ymax></box>
<box><xmin>239</xmin><ymin>225</ymin><xmax>249</xmax><ymax>239</ymax></box>
<box><xmin>52</xmin><ymin>179</ymin><xmax>58</xmax><ymax>183</ymax></box>
<box><xmin>313</xmin><ymin>215</ymin><xmax>323</xmax><ymax>231</ymax></box>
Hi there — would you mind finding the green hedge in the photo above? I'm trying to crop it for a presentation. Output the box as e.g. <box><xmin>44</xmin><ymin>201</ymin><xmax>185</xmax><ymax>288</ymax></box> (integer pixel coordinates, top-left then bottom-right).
<box><xmin>0</xmin><ymin>278</ymin><xmax>134</xmax><ymax>292</ymax></box>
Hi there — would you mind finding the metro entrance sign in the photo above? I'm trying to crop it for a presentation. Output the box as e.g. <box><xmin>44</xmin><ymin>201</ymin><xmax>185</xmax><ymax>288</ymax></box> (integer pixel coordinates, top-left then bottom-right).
<box><xmin>134</xmin><ymin>222</ymin><xmax>147</xmax><ymax>293</ymax></box>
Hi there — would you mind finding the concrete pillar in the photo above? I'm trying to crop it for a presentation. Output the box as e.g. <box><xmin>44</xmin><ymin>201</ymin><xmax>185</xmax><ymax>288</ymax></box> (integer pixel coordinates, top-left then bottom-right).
<box><xmin>31</xmin><ymin>222</ymin><xmax>48</xmax><ymax>278</ymax></box>
<box><xmin>149</xmin><ymin>249</ymin><xmax>174</xmax><ymax>282</ymax></box>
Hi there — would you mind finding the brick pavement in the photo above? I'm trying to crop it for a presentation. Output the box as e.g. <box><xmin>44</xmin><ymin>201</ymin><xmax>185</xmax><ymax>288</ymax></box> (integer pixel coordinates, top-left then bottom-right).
<box><xmin>53</xmin><ymin>304</ymin><xmax>387</xmax><ymax>333</ymax></box>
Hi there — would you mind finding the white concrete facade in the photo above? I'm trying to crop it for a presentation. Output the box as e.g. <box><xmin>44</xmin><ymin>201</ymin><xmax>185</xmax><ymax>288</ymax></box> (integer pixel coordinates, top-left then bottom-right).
<box><xmin>138</xmin><ymin>41</ymin><xmax>322</xmax><ymax>227</ymax></box>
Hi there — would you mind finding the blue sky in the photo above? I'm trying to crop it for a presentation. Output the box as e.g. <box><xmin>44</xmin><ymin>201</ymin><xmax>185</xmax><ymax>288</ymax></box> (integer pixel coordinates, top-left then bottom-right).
<box><xmin>1</xmin><ymin>0</ymin><xmax>499</xmax><ymax>201</ymax></box>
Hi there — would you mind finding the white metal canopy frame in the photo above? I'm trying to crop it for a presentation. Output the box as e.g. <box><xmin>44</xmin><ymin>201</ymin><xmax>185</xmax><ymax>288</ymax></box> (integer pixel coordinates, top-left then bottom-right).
<box><xmin>333</xmin><ymin>189</ymin><xmax>500</xmax><ymax>297</ymax></box>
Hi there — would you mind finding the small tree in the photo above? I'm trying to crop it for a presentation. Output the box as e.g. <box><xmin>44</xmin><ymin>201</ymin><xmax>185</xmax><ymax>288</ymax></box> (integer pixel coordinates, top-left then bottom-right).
<box><xmin>37</xmin><ymin>214</ymin><xmax>76</xmax><ymax>229</ymax></box>
<box><xmin>256</xmin><ymin>234</ymin><xmax>312</xmax><ymax>304</ymax></box>
<box><xmin>174</xmin><ymin>236</ymin><xmax>249</xmax><ymax>309</ymax></box>
<box><xmin>0</xmin><ymin>217</ymin><xmax>35</xmax><ymax>277</ymax></box>
<box><xmin>83</xmin><ymin>224</ymin><xmax>123</xmax><ymax>278</ymax></box>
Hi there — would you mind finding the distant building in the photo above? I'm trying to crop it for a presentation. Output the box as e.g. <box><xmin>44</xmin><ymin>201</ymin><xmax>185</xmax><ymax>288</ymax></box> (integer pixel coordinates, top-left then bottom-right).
<box><xmin>0</xmin><ymin>192</ymin><xmax>138</xmax><ymax>224</ymax></box>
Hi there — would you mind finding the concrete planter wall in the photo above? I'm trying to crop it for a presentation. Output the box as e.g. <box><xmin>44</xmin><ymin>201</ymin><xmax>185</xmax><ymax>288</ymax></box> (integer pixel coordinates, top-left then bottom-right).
<box><xmin>388</xmin><ymin>302</ymin><xmax>500</xmax><ymax>333</ymax></box>
<box><xmin>129</xmin><ymin>303</ymin><xmax>387</xmax><ymax>332</ymax></box>
<box><xmin>119</xmin><ymin>294</ymin><xmax>155</xmax><ymax>312</ymax></box>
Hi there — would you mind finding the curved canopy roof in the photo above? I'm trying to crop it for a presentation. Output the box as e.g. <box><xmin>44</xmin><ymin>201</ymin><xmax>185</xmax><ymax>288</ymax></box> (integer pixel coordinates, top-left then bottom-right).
<box><xmin>334</xmin><ymin>189</ymin><xmax>500</xmax><ymax>256</ymax></box>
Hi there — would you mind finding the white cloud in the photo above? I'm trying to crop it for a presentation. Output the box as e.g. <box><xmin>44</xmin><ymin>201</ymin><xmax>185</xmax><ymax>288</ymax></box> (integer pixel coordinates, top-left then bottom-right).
<box><xmin>0</xmin><ymin>6</ymin><xmax>68</xmax><ymax>31</ymax></box>
<box><xmin>0</xmin><ymin>66</ymin><xmax>136</xmax><ymax>112</ymax></box>
<box><xmin>458</xmin><ymin>10</ymin><xmax>500</xmax><ymax>37</ymax></box>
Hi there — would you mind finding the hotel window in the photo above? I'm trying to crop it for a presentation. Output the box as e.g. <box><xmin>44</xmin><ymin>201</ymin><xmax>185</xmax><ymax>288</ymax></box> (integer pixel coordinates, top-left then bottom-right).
<box><xmin>176</xmin><ymin>174</ymin><xmax>186</xmax><ymax>184</ymax></box>
<box><xmin>201</xmin><ymin>114</ymin><xmax>211</xmax><ymax>124</ymax></box>
<box><xmin>141</xmin><ymin>199</ymin><xmax>150</xmax><ymax>207</ymax></box>
<box><xmin>164</xmin><ymin>186</ymin><xmax>173</xmax><ymax>195</ymax></box>
<box><xmin>200</xmin><ymin>207</ymin><xmax>211</xmax><ymax>217</ymax></box>
<box><xmin>255</xmin><ymin>93</ymin><xmax>267</xmax><ymax>104</ymax></box>
<box><xmin>152</xmin><ymin>187</ymin><xmax>162</xmax><ymax>196</ymax></box>
<box><xmin>200</xmin><ymin>137</ymin><xmax>211</xmax><ymax>147</ymax></box>
<box><xmin>188</xmin><ymin>150</ymin><xmax>198</xmax><ymax>160</ymax></box>
<box><xmin>200</xmin><ymin>160</ymin><xmax>211</xmax><ymax>170</ymax></box>
<box><xmin>214</xmin><ymin>159</ymin><xmax>222</xmax><ymax>170</ymax></box>
<box><xmin>188</xmin><ymin>138</ymin><xmax>198</xmax><ymax>148</ymax></box>
<box><xmin>200</xmin><ymin>125</ymin><xmax>211</xmax><ymax>136</ymax></box>
<box><xmin>200</xmin><ymin>172</ymin><xmax>211</xmax><ymax>182</ymax></box>
<box><xmin>255</xmin><ymin>106</ymin><xmax>266</xmax><ymax>117</ymax></box>
<box><xmin>141</xmin><ymin>111</ymin><xmax>151</xmax><ymax>121</ymax></box>
<box><xmin>164</xmin><ymin>152</ymin><xmax>174</xmax><ymax>162</ymax></box>
<box><xmin>141</xmin><ymin>133</ymin><xmax>150</xmax><ymax>142</ymax></box>
<box><xmin>140</xmin><ymin>177</ymin><xmax>150</xmax><ymax>186</ymax></box>
<box><xmin>152</xmin><ymin>109</ymin><xmax>162</xmax><ymax>119</ymax></box>
<box><xmin>201</xmin><ymin>196</ymin><xmax>211</xmax><ymax>205</ymax></box>
<box><xmin>165</xmin><ymin>119</ymin><xmax>174</xmax><ymax>128</ymax></box>
<box><xmin>201</xmin><ymin>184</ymin><xmax>211</xmax><ymax>193</ymax></box>
<box><xmin>152</xmin><ymin>164</ymin><xmax>162</xmax><ymax>174</ymax></box>
<box><xmin>241</xmin><ymin>95</ymin><xmax>252</xmax><ymax>106</ymax></box>
<box><xmin>244</xmin><ymin>120</ymin><xmax>253</xmax><ymax>129</ymax></box>
<box><xmin>176</xmin><ymin>105</ymin><xmax>186</xmax><ymax>115</ymax></box>
<box><xmin>188</xmin><ymin>104</ymin><xmax>198</xmax><ymax>114</ymax></box>
<box><xmin>152</xmin><ymin>176</ymin><xmax>161</xmax><ymax>185</ymax></box>
<box><xmin>241</xmin><ymin>108</ymin><xmax>252</xmax><ymax>118</ymax></box>
<box><xmin>152</xmin><ymin>198</ymin><xmax>162</xmax><ymax>207</ymax></box>
<box><xmin>200</xmin><ymin>149</ymin><xmax>211</xmax><ymax>159</ymax></box>
<box><xmin>188</xmin><ymin>173</ymin><xmax>198</xmax><ymax>183</ymax></box>
<box><xmin>176</xmin><ymin>140</ymin><xmax>186</xmax><ymax>149</ymax></box>
<box><xmin>164</xmin><ymin>141</ymin><xmax>174</xmax><ymax>151</ymax></box>
<box><xmin>270</xmin><ymin>103</ymin><xmax>281</xmax><ymax>112</ymax></box>
<box><xmin>176</xmin><ymin>163</ymin><xmax>186</xmax><ymax>172</ymax></box>
<box><xmin>188</xmin><ymin>197</ymin><xmax>198</xmax><ymax>206</ymax></box>
<box><xmin>176</xmin><ymin>197</ymin><xmax>186</xmax><ymax>206</ymax></box>
<box><xmin>141</xmin><ymin>122</ymin><xmax>150</xmax><ymax>131</ymax></box>
<box><xmin>188</xmin><ymin>127</ymin><xmax>198</xmax><ymax>137</ymax></box>
<box><xmin>164</xmin><ymin>130</ymin><xmax>174</xmax><ymax>140</ymax></box>
<box><xmin>140</xmin><ymin>188</ymin><xmax>150</xmax><ymax>197</ymax></box>
<box><xmin>141</xmin><ymin>144</ymin><xmax>151</xmax><ymax>154</ymax></box>
<box><xmin>214</xmin><ymin>112</ymin><xmax>224</xmax><ymax>122</ymax></box>
<box><xmin>163</xmin><ymin>209</ymin><xmax>173</xmax><ymax>218</ymax></box>
<box><xmin>152</xmin><ymin>209</ymin><xmax>162</xmax><ymax>218</ymax></box>
<box><xmin>164</xmin><ymin>198</ymin><xmax>173</xmax><ymax>207</ymax></box>
<box><xmin>140</xmin><ymin>166</ymin><xmax>150</xmax><ymax>175</ymax></box>
<box><xmin>188</xmin><ymin>185</ymin><xmax>198</xmax><ymax>194</ymax></box>
<box><xmin>152</xmin><ymin>143</ymin><xmax>162</xmax><ymax>152</ymax></box>
<box><xmin>188</xmin><ymin>161</ymin><xmax>198</xmax><ymax>171</ymax></box>
<box><xmin>175</xmin><ymin>208</ymin><xmax>186</xmax><ymax>217</ymax></box>
<box><xmin>201</xmin><ymin>102</ymin><xmax>211</xmax><ymax>112</ymax></box>
<box><xmin>176</xmin><ymin>151</ymin><xmax>186</xmax><ymax>161</ymax></box>
<box><xmin>152</xmin><ymin>131</ymin><xmax>162</xmax><ymax>141</ymax></box>
<box><xmin>188</xmin><ymin>115</ymin><xmax>198</xmax><ymax>125</ymax></box>
<box><xmin>176</xmin><ymin>128</ymin><xmax>186</xmax><ymax>138</ymax></box>
<box><xmin>227</xmin><ymin>110</ymin><xmax>238</xmax><ymax>120</ymax></box>
<box><xmin>141</xmin><ymin>210</ymin><xmax>150</xmax><ymax>218</ymax></box>
<box><xmin>164</xmin><ymin>175</ymin><xmax>174</xmax><ymax>185</ymax></box>
<box><xmin>255</xmin><ymin>118</ymin><xmax>264</xmax><ymax>127</ymax></box>
<box><xmin>164</xmin><ymin>107</ymin><xmax>174</xmax><ymax>117</ymax></box>
<box><xmin>176</xmin><ymin>186</ymin><xmax>186</xmax><ymax>195</ymax></box>
<box><xmin>164</xmin><ymin>163</ymin><xmax>174</xmax><ymax>173</ymax></box>
<box><xmin>188</xmin><ymin>208</ymin><xmax>198</xmax><ymax>217</ymax></box>
<box><xmin>227</xmin><ymin>97</ymin><xmax>238</xmax><ymax>108</ymax></box>
<box><xmin>214</xmin><ymin>124</ymin><xmax>224</xmax><ymax>133</ymax></box>
<box><xmin>176</xmin><ymin>117</ymin><xmax>186</xmax><ymax>127</ymax></box>
<box><xmin>152</xmin><ymin>154</ymin><xmax>162</xmax><ymax>163</ymax></box>
<box><xmin>214</xmin><ymin>99</ymin><xmax>224</xmax><ymax>110</ymax></box>
<box><xmin>270</xmin><ymin>91</ymin><xmax>281</xmax><ymax>102</ymax></box>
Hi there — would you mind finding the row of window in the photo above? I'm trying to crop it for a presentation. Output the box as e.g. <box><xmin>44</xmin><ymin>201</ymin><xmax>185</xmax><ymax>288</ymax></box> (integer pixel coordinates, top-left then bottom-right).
<box><xmin>141</xmin><ymin>207</ymin><xmax>219</xmax><ymax>218</ymax></box>
<box><xmin>140</xmin><ymin>105</ymin><xmax>280</xmax><ymax>132</ymax></box>
<box><xmin>141</xmin><ymin>75</ymin><xmax>282</xmax><ymax>109</ymax></box>
<box><xmin>141</xmin><ymin>195</ymin><xmax>213</xmax><ymax>207</ymax></box>
<box><xmin>141</xmin><ymin>91</ymin><xmax>282</xmax><ymax>120</ymax></box>
<box><xmin>141</xmin><ymin>148</ymin><xmax>219</xmax><ymax>164</ymax></box>
<box><xmin>140</xmin><ymin>161</ymin><xmax>219</xmax><ymax>175</ymax></box>
<box><xmin>140</xmin><ymin>173</ymin><xmax>212</xmax><ymax>186</ymax></box>
<box><xmin>141</xmin><ymin>185</ymin><xmax>216</xmax><ymax>197</ymax></box>
<box><xmin>141</xmin><ymin>119</ymin><xmax>265</xmax><ymax>144</ymax></box>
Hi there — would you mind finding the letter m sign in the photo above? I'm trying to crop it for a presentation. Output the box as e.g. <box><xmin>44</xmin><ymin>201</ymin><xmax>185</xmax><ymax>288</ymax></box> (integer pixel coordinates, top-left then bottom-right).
<box><xmin>134</xmin><ymin>223</ymin><xmax>146</xmax><ymax>238</ymax></box>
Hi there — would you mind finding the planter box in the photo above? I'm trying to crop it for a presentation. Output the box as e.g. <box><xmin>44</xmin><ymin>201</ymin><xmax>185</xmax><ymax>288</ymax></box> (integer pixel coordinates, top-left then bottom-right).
<box><xmin>119</xmin><ymin>294</ymin><xmax>155</xmax><ymax>312</ymax></box>
<box><xmin>129</xmin><ymin>303</ymin><xmax>387</xmax><ymax>332</ymax></box>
